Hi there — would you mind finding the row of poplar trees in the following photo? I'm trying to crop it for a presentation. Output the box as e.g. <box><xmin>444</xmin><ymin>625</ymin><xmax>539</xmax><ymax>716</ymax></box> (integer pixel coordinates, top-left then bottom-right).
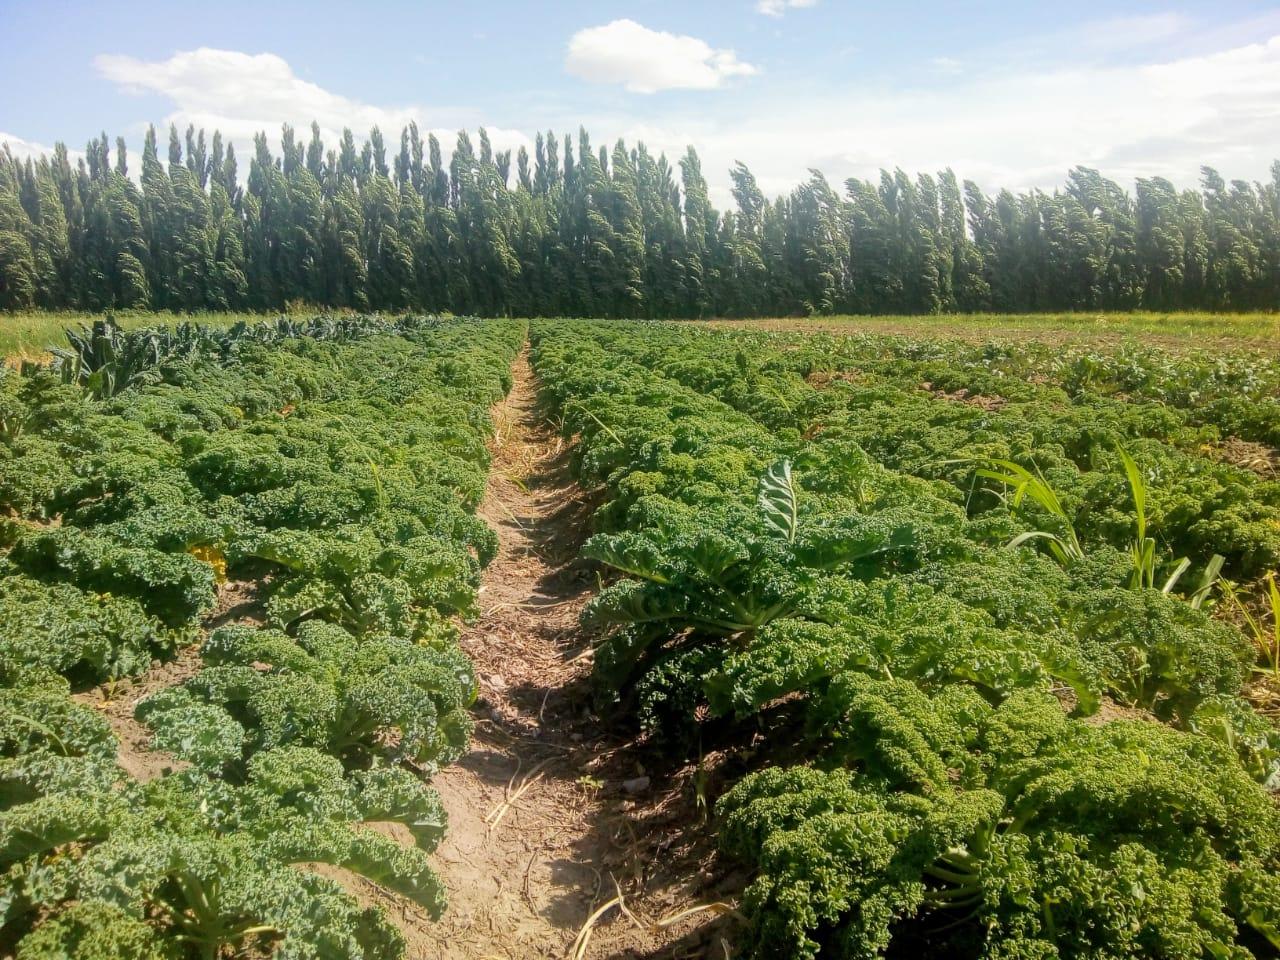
<box><xmin>1</xmin><ymin>122</ymin><xmax>1278</xmax><ymax>315</ymax></box>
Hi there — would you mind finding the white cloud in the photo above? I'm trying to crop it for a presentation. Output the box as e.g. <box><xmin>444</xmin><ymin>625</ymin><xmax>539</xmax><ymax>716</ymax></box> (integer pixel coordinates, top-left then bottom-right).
<box><xmin>565</xmin><ymin>19</ymin><xmax>756</xmax><ymax>93</ymax></box>
<box><xmin>756</xmin><ymin>0</ymin><xmax>817</xmax><ymax>17</ymax></box>
<box><xmin>3</xmin><ymin>26</ymin><xmax>1267</xmax><ymax>214</ymax></box>
<box><xmin>582</xmin><ymin>32</ymin><xmax>1280</xmax><ymax>207</ymax></box>
<box><xmin>91</xmin><ymin>48</ymin><xmax>530</xmax><ymax>178</ymax></box>
<box><xmin>929</xmin><ymin>57</ymin><xmax>964</xmax><ymax>75</ymax></box>
<box><xmin>0</xmin><ymin>132</ymin><xmax>60</xmax><ymax>162</ymax></box>
<box><xmin>95</xmin><ymin>48</ymin><xmax>420</xmax><ymax>145</ymax></box>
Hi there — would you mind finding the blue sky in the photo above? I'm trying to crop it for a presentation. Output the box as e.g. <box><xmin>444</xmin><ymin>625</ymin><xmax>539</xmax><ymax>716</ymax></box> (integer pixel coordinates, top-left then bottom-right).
<box><xmin>3</xmin><ymin>0</ymin><xmax>1279</xmax><ymax>203</ymax></box>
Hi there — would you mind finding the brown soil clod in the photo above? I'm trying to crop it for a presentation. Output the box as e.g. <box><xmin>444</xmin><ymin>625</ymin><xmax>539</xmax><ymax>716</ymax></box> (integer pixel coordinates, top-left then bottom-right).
<box><xmin>921</xmin><ymin>380</ymin><xmax>1007</xmax><ymax>411</ymax></box>
<box><xmin>1202</xmin><ymin>437</ymin><xmax>1280</xmax><ymax>478</ymax></box>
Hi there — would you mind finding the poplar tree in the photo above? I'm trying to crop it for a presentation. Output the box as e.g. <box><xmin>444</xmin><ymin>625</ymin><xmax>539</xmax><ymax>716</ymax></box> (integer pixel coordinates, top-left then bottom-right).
<box><xmin>2</xmin><ymin>123</ymin><xmax>1278</xmax><ymax>316</ymax></box>
<box><xmin>0</xmin><ymin>153</ymin><xmax>37</xmax><ymax>308</ymax></box>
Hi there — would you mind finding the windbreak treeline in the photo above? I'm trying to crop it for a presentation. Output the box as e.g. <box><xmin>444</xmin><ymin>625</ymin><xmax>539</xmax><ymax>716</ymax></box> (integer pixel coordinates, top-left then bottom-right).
<box><xmin>2</xmin><ymin>122</ymin><xmax>1279</xmax><ymax>315</ymax></box>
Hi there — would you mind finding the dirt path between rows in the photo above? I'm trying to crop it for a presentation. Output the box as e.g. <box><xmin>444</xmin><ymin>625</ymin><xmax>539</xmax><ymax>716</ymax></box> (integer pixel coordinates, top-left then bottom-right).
<box><xmin>411</xmin><ymin>348</ymin><xmax>737</xmax><ymax>960</ymax></box>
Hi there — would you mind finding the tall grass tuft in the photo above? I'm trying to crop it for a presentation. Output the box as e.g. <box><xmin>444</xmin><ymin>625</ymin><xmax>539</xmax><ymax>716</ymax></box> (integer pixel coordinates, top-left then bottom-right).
<box><xmin>974</xmin><ymin>459</ymin><xmax>1084</xmax><ymax>565</ymax></box>
<box><xmin>1224</xmin><ymin>573</ymin><xmax>1280</xmax><ymax>679</ymax></box>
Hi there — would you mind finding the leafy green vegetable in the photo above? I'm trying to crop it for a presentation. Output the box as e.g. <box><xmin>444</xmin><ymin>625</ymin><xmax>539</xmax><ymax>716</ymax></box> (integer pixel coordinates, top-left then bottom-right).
<box><xmin>138</xmin><ymin>620</ymin><xmax>475</xmax><ymax>772</ymax></box>
<box><xmin>758</xmin><ymin>458</ymin><xmax>798</xmax><ymax>542</ymax></box>
<box><xmin>533</xmin><ymin>320</ymin><xmax>1280</xmax><ymax>960</ymax></box>
<box><xmin>0</xmin><ymin>317</ymin><xmax>527</xmax><ymax>957</ymax></box>
<box><xmin>719</xmin><ymin>680</ymin><xmax>1280</xmax><ymax>959</ymax></box>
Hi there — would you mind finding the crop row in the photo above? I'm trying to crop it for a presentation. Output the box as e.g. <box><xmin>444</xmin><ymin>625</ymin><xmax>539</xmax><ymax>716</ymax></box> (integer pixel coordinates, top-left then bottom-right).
<box><xmin>858</xmin><ymin>334</ymin><xmax>1276</xmax><ymax>447</ymax></box>
<box><xmin>594</xmin><ymin>324</ymin><xmax>1280</xmax><ymax>581</ymax></box>
<box><xmin>530</xmin><ymin>320</ymin><xmax>1280</xmax><ymax>959</ymax></box>
<box><xmin>0</xmin><ymin>317</ymin><xmax>525</xmax><ymax>956</ymax></box>
<box><xmin>738</xmin><ymin>329</ymin><xmax>1280</xmax><ymax>449</ymax></box>
<box><xmin>44</xmin><ymin>312</ymin><xmax>441</xmax><ymax>400</ymax></box>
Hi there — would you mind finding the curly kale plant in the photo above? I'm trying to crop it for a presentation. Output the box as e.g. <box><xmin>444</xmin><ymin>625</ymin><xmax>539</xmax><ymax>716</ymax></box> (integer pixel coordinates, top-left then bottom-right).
<box><xmin>584</xmin><ymin>464</ymin><xmax>919</xmax><ymax>668</ymax></box>
<box><xmin>0</xmin><ymin>728</ymin><xmax>447</xmax><ymax>958</ymax></box>
<box><xmin>137</xmin><ymin>620</ymin><xmax>475</xmax><ymax>772</ymax></box>
<box><xmin>6</xmin><ymin>526</ymin><xmax>215</xmax><ymax>628</ymax></box>
<box><xmin>719</xmin><ymin>678</ymin><xmax>1280</xmax><ymax>959</ymax></box>
<box><xmin>0</xmin><ymin>575</ymin><xmax>177</xmax><ymax>686</ymax></box>
<box><xmin>234</xmin><ymin>526</ymin><xmax>481</xmax><ymax>635</ymax></box>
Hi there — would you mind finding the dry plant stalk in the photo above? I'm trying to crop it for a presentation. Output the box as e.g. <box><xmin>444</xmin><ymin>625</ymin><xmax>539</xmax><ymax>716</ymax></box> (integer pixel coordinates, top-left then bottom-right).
<box><xmin>567</xmin><ymin>874</ymin><xmax>743</xmax><ymax>959</ymax></box>
<box><xmin>485</xmin><ymin>756</ymin><xmax>556</xmax><ymax>833</ymax></box>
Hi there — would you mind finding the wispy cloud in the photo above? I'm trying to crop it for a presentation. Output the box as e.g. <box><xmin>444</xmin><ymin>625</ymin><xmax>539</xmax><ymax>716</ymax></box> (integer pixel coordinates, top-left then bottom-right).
<box><xmin>95</xmin><ymin>48</ymin><xmax>420</xmax><ymax>142</ymax></box>
<box><xmin>565</xmin><ymin>19</ymin><xmax>756</xmax><ymax>93</ymax></box>
<box><xmin>1072</xmin><ymin>12</ymin><xmax>1195</xmax><ymax>52</ymax></box>
<box><xmin>756</xmin><ymin>0</ymin><xmax>818</xmax><ymax>17</ymax></box>
<box><xmin>591</xmin><ymin>33</ymin><xmax>1280</xmax><ymax>205</ymax></box>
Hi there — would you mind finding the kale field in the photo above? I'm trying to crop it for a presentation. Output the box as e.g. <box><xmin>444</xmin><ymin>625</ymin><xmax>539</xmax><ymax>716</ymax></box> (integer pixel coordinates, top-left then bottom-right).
<box><xmin>1</xmin><ymin>313</ymin><xmax>1278</xmax><ymax>959</ymax></box>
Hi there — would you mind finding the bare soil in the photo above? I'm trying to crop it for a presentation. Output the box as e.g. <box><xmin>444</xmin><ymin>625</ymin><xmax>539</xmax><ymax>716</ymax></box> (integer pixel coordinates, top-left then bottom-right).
<box><xmin>1204</xmin><ymin>436</ymin><xmax>1280</xmax><ymax>478</ymax></box>
<box><xmin>71</xmin><ymin>643</ymin><xmax>200</xmax><ymax>782</ymax></box>
<box><xmin>920</xmin><ymin>380</ymin><xmax>1007</xmax><ymax>412</ymax></box>
<box><xmin>72</xmin><ymin>578</ymin><xmax>267</xmax><ymax>781</ymax></box>
<box><xmin>411</xmin><ymin>350</ymin><xmax>738</xmax><ymax>960</ymax></box>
